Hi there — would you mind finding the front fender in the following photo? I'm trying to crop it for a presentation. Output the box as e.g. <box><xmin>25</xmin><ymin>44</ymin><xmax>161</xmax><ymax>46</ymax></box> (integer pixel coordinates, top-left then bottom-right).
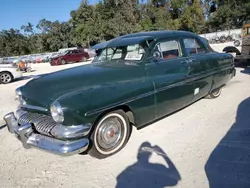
<box><xmin>223</xmin><ymin>46</ymin><xmax>241</xmax><ymax>55</ymax></box>
<box><xmin>58</xmin><ymin>79</ymin><xmax>155</xmax><ymax>126</ymax></box>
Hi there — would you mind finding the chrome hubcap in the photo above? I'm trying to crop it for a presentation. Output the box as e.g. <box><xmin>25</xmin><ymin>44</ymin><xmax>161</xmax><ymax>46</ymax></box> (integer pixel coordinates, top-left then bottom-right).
<box><xmin>97</xmin><ymin>117</ymin><xmax>123</xmax><ymax>150</ymax></box>
<box><xmin>213</xmin><ymin>88</ymin><xmax>221</xmax><ymax>96</ymax></box>
<box><xmin>0</xmin><ymin>73</ymin><xmax>11</xmax><ymax>83</ymax></box>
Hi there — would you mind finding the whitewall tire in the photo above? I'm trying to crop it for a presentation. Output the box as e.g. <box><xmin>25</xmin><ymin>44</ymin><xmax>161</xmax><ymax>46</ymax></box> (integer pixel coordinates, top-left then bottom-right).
<box><xmin>88</xmin><ymin>110</ymin><xmax>131</xmax><ymax>159</ymax></box>
<box><xmin>207</xmin><ymin>87</ymin><xmax>222</xmax><ymax>99</ymax></box>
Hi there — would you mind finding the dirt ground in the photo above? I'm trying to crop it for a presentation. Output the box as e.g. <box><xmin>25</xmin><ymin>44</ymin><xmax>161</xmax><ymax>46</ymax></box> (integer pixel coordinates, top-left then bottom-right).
<box><xmin>0</xmin><ymin>47</ymin><xmax>250</xmax><ymax>188</ymax></box>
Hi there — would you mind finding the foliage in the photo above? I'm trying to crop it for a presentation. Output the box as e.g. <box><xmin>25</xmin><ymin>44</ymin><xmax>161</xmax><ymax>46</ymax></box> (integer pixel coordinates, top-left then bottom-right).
<box><xmin>206</xmin><ymin>0</ymin><xmax>250</xmax><ymax>32</ymax></box>
<box><xmin>0</xmin><ymin>0</ymin><xmax>249</xmax><ymax>57</ymax></box>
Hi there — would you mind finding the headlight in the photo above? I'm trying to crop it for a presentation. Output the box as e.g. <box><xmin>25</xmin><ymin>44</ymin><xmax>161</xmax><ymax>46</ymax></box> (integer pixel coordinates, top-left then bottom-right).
<box><xmin>15</xmin><ymin>87</ymin><xmax>22</xmax><ymax>99</ymax></box>
<box><xmin>15</xmin><ymin>87</ymin><xmax>26</xmax><ymax>105</ymax></box>
<box><xmin>50</xmin><ymin>101</ymin><xmax>64</xmax><ymax>123</ymax></box>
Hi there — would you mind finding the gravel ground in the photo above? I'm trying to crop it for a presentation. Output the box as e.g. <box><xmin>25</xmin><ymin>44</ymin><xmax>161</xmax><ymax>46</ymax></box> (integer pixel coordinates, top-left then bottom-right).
<box><xmin>0</xmin><ymin>53</ymin><xmax>250</xmax><ymax>188</ymax></box>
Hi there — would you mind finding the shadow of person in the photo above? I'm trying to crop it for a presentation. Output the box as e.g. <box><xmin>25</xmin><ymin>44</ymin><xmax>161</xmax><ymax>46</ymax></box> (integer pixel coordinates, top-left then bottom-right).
<box><xmin>116</xmin><ymin>142</ymin><xmax>181</xmax><ymax>188</ymax></box>
<box><xmin>205</xmin><ymin>97</ymin><xmax>250</xmax><ymax>188</ymax></box>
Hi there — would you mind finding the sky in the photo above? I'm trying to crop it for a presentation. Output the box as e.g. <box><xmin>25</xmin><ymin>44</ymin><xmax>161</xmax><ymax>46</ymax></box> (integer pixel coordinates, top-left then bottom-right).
<box><xmin>0</xmin><ymin>0</ymin><xmax>99</xmax><ymax>30</ymax></box>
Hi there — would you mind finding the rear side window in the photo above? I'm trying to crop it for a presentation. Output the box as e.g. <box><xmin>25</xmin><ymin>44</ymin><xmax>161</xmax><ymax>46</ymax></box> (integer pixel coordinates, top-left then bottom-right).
<box><xmin>155</xmin><ymin>40</ymin><xmax>181</xmax><ymax>60</ymax></box>
<box><xmin>183</xmin><ymin>38</ymin><xmax>205</xmax><ymax>55</ymax></box>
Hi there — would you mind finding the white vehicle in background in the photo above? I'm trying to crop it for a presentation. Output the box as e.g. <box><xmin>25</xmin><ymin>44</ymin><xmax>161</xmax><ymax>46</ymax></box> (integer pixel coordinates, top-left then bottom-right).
<box><xmin>0</xmin><ymin>64</ymin><xmax>23</xmax><ymax>84</ymax></box>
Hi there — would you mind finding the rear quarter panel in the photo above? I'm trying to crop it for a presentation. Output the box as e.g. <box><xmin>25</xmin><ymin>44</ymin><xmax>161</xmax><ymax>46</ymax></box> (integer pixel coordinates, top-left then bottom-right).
<box><xmin>210</xmin><ymin>53</ymin><xmax>235</xmax><ymax>91</ymax></box>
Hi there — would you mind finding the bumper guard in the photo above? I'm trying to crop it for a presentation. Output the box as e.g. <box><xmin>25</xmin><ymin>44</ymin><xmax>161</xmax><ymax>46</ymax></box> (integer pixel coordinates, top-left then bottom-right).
<box><xmin>4</xmin><ymin>112</ymin><xmax>89</xmax><ymax>156</ymax></box>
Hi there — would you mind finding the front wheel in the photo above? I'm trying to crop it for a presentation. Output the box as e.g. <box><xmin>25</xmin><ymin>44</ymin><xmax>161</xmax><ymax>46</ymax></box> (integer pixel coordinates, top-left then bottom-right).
<box><xmin>0</xmin><ymin>72</ymin><xmax>13</xmax><ymax>84</ymax></box>
<box><xmin>88</xmin><ymin>110</ymin><xmax>132</xmax><ymax>159</ymax></box>
<box><xmin>206</xmin><ymin>87</ymin><xmax>222</xmax><ymax>99</ymax></box>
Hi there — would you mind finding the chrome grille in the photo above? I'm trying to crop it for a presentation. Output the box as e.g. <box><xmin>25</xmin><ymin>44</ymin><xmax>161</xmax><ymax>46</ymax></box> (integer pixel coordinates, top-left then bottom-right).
<box><xmin>18</xmin><ymin>112</ymin><xmax>56</xmax><ymax>136</ymax></box>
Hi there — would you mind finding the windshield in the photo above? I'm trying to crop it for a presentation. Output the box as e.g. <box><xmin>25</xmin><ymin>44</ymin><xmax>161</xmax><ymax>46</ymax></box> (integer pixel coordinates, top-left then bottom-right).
<box><xmin>61</xmin><ymin>50</ymin><xmax>70</xmax><ymax>56</ymax></box>
<box><xmin>92</xmin><ymin>43</ymin><xmax>147</xmax><ymax>65</ymax></box>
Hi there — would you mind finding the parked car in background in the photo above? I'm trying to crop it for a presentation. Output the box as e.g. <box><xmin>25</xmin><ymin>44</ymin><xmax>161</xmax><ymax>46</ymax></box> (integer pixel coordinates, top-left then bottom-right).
<box><xmin>82</xmin><ymin>48</ymin><xmax>96</xmax><ymax>58</ymax></box>
<box><xmin>4</xmin><ymin>30</ymin><xmax>235</xmax><ymax>159</ymax></box>
<box><xmin>0</xmin><ymin>64</ymin><xmax>23</xmax><ymax>84</ymax></box>
<box><xmin>223</xmin><ymin>21</ymin><xmax>250</xmax><ymax>66</ymax></box>
<box><xmin>50</xmin><ymin>49</ymin><xmax>90</xmax><ymax>66</ymax></box>
<box><xmin>1</xmin><ymin>57</ymin><xmax>16</xmax><ymax>64</ymax></box>
<box><xmin>49</xmin><ymin>52</ymin><xmax>61</xmax><ymax>60</ymax></box>
<box><xmin>40</xmin><ymin>53</ymin><xmax>52</xmax><ymax>63</ymax></box>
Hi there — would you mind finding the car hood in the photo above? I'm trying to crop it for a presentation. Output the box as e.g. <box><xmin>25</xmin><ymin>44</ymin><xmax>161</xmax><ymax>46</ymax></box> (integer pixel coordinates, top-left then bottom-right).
<box><xmin>50</xmin><ymin>55</ymin><xmax>62</xmax><ymax>59</ymax></box>
<box><xmin>21</xmin><ymin>63</ymin><xmax>144</xmax><ymax>109</ymax></box>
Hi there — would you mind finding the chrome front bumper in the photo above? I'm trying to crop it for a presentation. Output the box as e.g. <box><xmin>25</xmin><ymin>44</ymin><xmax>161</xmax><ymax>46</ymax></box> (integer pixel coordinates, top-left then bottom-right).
<box><xmin>4</xmin><ymin>112</ymin><xmax>90</xmax><ymax>156</ymax></box>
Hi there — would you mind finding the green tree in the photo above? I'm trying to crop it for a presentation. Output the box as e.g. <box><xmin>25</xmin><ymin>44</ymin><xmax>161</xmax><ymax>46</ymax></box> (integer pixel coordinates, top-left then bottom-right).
<box><xmin>207</xmin><ymin>0</ymin><xmax>250</xmax><ymax>31</ymax></box>
<box><xmin>179</xmin><ymin>0</ymin><xmax>205</xmax><ymax>33</ymax></box>
<box><xmin>21</xmin><ymin>22</ymin><xmax>34</xmax><ymax>35</ymax></box>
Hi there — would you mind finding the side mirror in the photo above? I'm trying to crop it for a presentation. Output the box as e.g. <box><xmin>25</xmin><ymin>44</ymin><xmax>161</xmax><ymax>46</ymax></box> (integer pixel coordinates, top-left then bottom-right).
<box><xmin>153</xmin><ymin>51</ymin><xmax>161</xmax><ymax>60</ymax></box>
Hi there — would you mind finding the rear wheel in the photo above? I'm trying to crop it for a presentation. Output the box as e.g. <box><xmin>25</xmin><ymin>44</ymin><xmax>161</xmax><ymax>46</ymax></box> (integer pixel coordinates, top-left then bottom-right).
<box><xmin>88</xmin><ymin>110</ymin><xmax>132</xmax><ymax>159</ymax></box>
<box><xmin>207</xmin><ymin>87</ymin><xmax>222</xmax><ymax>99</ymax></box>
<box><xmin>0</xmin><ymin>72</ymin><xmax>13</xmax><ymax>84</ymax></box>
<box><xmin>82</xmin><ymin>56</ymin><xmax>87</xmax><ymax>62</ymax></box>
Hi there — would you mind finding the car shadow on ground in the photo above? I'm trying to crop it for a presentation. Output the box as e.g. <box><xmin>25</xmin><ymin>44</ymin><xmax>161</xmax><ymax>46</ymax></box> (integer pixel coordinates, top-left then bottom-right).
<box><xmin>115</xmin><ymin>142</ymin><xmax>181</xmax><ymax>188</ymax></box>
<box><xmin>240</xmin><ymin>67</ymin><xmax>250</xmax><ymax>75</ymax></box>
<box><xmin>205</xmin><ymin>97</ymin><xmax>250</xmax><ymax>188</ymax></box>
<box><xmin>14</xmin><ymin>73</ymin><xmax>49</xmax><ymax>83</ymax></box>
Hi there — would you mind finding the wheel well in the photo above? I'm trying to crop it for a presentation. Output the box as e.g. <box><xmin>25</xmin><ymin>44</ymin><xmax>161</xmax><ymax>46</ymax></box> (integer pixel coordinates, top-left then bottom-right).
<box><xmin>96</xmin><ymin>105</ymin><xmax>135</xmax><ymax>126</ymax></box>
<box><xmin>0</xmin><ymin>71</ymin><xmax>13</xmax><ymax>78</ymax></box>
<box><xmin>223</xmin><ymin>46</ymin><xmax>241</xmax><ymax>55</ymax></box>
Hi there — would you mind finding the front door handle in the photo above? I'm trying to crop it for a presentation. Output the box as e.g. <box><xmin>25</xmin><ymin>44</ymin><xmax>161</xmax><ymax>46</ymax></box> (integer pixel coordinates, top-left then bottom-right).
<box><xmin>181</xmin><ymin>59</ymin><xmax>193</xmax><ymax>64</ymax></box>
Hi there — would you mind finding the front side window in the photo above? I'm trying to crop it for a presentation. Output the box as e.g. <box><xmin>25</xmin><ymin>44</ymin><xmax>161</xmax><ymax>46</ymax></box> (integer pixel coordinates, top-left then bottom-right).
<box><xmin>75</xmin><ymin>50</ymin><xmax>81</xmax><ymax>53</ymax></box>
<box><xmin>183</xmin><ymin>38</ymin><xmax>205</xmax><ymax>55</ymax></box>
<box><xmin>154</xmin><ymin>40</ymin><xmax>181</xmax><ymax>60</ymax></box>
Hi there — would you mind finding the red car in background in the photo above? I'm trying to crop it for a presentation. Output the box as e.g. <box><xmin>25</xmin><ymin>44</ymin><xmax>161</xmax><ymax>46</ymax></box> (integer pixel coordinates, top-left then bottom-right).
<box><xmin>50</xmin><ymin>49</ymin><xmax>90</xmax><ymax>66</ymax></box>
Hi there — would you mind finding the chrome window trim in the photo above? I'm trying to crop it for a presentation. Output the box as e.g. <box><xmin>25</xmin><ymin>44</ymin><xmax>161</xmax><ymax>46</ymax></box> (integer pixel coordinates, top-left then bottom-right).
<box><xmin>153</xmin><ymin>39</ymin><xmax>183</xmax><ymax>59</ymax></box>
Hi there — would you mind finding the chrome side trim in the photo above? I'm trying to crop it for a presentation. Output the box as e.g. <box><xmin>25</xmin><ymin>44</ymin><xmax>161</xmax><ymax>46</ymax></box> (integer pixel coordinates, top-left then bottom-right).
<box><xmin>85</xmin><ymin>66</ymin><xmax>234</xmax><ymax>116</ymax></box>
<box><xmin>21</xmin><ymin>104</ymin><xmax>48</xmax><ymax>112</ymax></box>
<box><xmin>4</xmin><ymin>113</ymin><xmax>89</xmax><ymax>156</ymax></box>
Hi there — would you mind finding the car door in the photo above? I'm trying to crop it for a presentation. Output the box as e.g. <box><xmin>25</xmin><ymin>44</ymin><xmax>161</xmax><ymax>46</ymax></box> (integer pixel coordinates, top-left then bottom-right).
<box><xmin>63</xmin><ymin>51</ymin><xmax>73</xmax><ymax>62</ymax></box>
<box><xmin>182</xmin><ymin>37</ymin><xmax>214</xmax><ymax>101</ymax></box>
<box><xmin>74</xmin><ymin>50</ymin><xmax>84</xmax><ymax>61</ymax></box>
<box><xmin>146</xmin><ymin>38</ymin><xmax>193</xmax><ymax>119</ymax></box>
<box><xmin>68</xmin><ymin>50</ymin><xmax>79</xmax><ymax>61</ymax></box>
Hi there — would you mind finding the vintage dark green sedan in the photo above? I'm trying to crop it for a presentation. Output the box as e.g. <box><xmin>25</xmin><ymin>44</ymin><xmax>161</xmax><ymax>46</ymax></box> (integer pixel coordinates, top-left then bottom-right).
<box><xmin>4</xmin><ymin>31</ymin><xmax>236</xmax><ymax>159</ymax></box>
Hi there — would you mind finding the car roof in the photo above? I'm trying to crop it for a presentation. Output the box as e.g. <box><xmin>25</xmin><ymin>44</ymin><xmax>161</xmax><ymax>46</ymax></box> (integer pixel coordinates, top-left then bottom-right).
<box><xmin>92</xmin><ymin>30</ymin><xmax>198</xmax><ymax>49</ymax></box>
